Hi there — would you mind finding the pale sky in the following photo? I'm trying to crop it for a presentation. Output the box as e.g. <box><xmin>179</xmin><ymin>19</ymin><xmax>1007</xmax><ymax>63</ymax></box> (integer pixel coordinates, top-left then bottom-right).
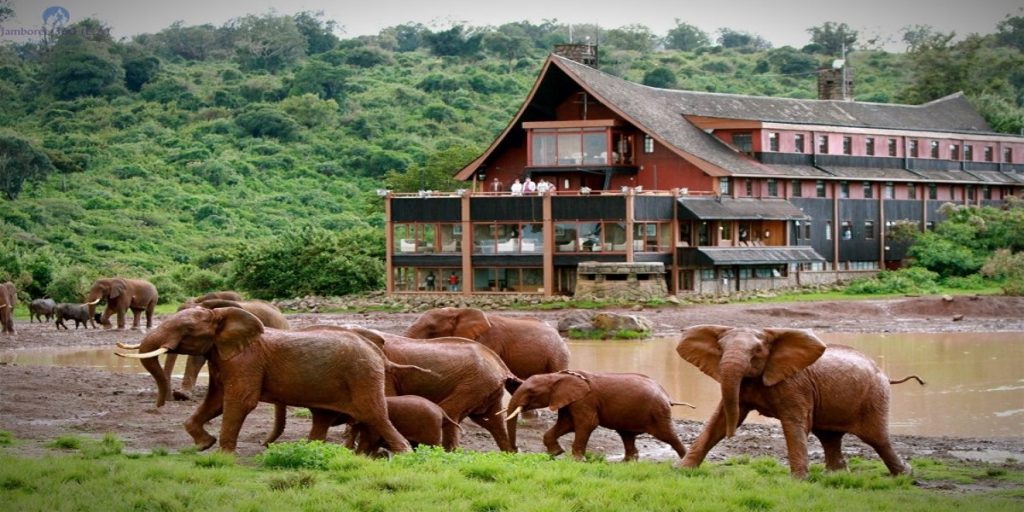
<box><xmin>3</xmin><ymin>0</ymin><xmax>1022</xmax><ymax>51</ymax></box>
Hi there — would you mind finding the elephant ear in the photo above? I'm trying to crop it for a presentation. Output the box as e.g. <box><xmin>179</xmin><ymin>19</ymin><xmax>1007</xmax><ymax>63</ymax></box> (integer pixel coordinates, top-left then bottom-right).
<box><xmin>549</xmin><ymin>373</ymin><xmax>591</xmax><ymax>410</ymax></box>
<box><xmin>762</xmin><ymin>328</ymin><xmax>827</xmax><ymax>386</ymax></box>
<box><xmin>677</xmin><ymin>325</ymin><xmax>731</xmax><ymax>382</ymax></box>
<box><xmin>109</xmin><ymin>279</ymin><xmax>126</xmax><ymax>299</ymax></box>
<box><xmin>453</xmin><ymin>308</ymin><xmax>491</xmax><ymax>340</ymax></box>
<box><xmin>212</xmin><ymin>307</ymin><xmax>265</xmax><ymax>361</ymax></box>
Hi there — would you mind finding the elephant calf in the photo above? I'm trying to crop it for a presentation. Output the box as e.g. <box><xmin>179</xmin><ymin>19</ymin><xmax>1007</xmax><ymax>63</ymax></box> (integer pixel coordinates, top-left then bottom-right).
<box><xmin>349</xmin><ymin>395</ymin><xmax>460</xmax><ymax>455</ymax></box>
<box><xmin>505</xmin><ymin>370</ymin><xmax>692</xmax><ymax>461</ymax></box>
<box><xmin>55</xmin><ymin>303</ymin><xmax>96</xmax><ymax>330</ymax></box>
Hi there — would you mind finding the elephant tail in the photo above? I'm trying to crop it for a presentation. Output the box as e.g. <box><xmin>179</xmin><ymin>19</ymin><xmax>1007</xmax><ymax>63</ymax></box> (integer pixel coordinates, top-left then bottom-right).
<box><xmin>504</xmin><ymin>376</ymin><xmax>523</xmax><ymax>394</ymax></box>
<box><xmin>890</xmin><ymin>375</ymin><xmax>926</xmax><ymax>386</ymax></box>
<box><xmin>670</xmin><ymin>401</ymin><xmax>697</xmax><ymax>409</ymax></box>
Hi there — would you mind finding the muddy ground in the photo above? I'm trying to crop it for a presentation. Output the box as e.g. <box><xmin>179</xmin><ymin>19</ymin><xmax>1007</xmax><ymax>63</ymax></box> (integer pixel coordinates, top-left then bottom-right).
<box><xmin>1</xmin><ymin>295</ymin><xmax>1022</xmax><ymax>481</ymax></box>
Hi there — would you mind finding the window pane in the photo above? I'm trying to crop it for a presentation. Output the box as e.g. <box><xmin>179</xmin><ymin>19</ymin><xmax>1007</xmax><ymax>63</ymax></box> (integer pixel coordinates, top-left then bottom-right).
<box><xmin>532</xmin><ymin>133</ymin><xmax>556</xmax><ymax>166</ymax></box>
<box><xmin>794</xmin><ymin>134</ymin><xmax>805</xmax><ymax>153</ymax></box>
<box><xmin>473</xmin><ymin>224</ymin><xmax>494</xmax><ymax>253</ymax></box>
<box><xmin>866</xmin><ymin>137</ymin><xmax>875</xmax><ymax>156</ymax></box>
<box><xmin>583</xmin><ymin>132</ymin><xmax>606</xmax><ymax>164</ymax></box>
<box><xmin>522</xmin><ymin>223</ymin><xmax>544</xmax><ymax>252</ymax></box>
<box><xmin>864</xmin><ymin>220</ymin><xmax>874</xmax><ymax>239</ymax></box>
<box><xmin>605</xmin><ymin>222</ymin><xmax>627</xmax><ymax>250</ymax></box>
<box><xmin>733</xmin><ymin>133</ymin><xmax>752</xmax><ymax>153</ymax></box>
<box><xmin>818</xmin><ymin>135</ymin><xmax>829</xmax><ymax>154</ymax></box>
<box><xmin>557</xmin><ymin>133</ymin><xmax>582</xmax><ymax>165</ymax></box>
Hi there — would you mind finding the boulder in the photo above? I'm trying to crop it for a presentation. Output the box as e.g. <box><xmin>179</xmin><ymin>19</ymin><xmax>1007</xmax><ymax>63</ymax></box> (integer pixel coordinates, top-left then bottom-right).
<box><xmin>558</xmin><ymin>310</ymin><xmax>595</xmax><ymax>333</ymax></box>
<box><xmin>591</xmin><ymin>312</ymin><xmax>652</xmax><ymax>333</ymax></box>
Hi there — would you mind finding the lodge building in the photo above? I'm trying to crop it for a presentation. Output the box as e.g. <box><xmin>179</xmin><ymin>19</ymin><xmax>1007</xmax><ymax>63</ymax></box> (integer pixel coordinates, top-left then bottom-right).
<box><xmin>384</xmin><ymin>48</ymin><xmax>1024</xmax><ymax>297</ymax></box>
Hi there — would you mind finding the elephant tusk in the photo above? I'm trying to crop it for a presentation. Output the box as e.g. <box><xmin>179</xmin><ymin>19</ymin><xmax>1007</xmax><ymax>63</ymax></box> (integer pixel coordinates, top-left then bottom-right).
<box><xmin>504</xmin><ymin>406</ymin><xmax>522</xmax><ymax>422</ymax></box>
<box><xmin>671</xmin><ymin>401</ymin><xmax>697</xmax><ymax>409</ymax></box>
<box><xmin>116</xmin><ymin>342</ymin><xmax>141</xmax><ymax>350</ymax></box>
<box><xmin>493</xmin><ymin>408</ymin><xmax>507</xmax><ymax>417</ymax></box>
<box><xmin>115</xmin><ymin>347</ymin><xmax>169</xmax><ymax>359</ymax></box>
<box><xmin>0</xmin><ymin>304</ymin><xmax>7</xmax><ymax>309</ymax></box>
<box><xmin>86</xmin><ymin>298</ymin><xmax>102</xmax><ymax>305</ymax></box>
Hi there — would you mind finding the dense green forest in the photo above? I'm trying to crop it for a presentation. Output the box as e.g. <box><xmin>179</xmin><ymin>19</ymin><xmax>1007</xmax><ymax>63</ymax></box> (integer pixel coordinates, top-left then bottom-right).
<box><xmin>0</xmin><ymin>9</ymin><xmax>1022</xmax><ymax>301</ymax></box>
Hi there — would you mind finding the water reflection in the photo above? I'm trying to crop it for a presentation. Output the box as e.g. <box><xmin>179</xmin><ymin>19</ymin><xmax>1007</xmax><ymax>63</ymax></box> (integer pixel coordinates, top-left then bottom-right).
<box><xmin>1</xmin><ymin>331</ymin><xmax>1021</xmax><ymax>438</ymax></box>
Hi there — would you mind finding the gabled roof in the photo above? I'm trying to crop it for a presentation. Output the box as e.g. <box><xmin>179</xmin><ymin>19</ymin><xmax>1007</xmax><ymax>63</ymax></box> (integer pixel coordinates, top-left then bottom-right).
<box><xmin>456</xmin><ymin>53</ymin><xmax>1004</xmax><ymax>181</ymax></box>
<box><xmin>677</xmin><ymin>197</ymin><xmax>810</xmax><ymax>221</ymax></box>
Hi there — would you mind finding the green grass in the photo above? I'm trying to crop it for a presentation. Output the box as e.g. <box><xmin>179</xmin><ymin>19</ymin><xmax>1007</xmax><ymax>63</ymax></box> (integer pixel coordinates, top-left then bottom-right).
<box><xmin>1</xmin><ymin>439</ymin><xmax>1021</xmax><ymax>511</ymax></box>
<box><xmin>566</xmin><ymin>328</ymin><xmax>651</xmax><ymax>340</ymax></box>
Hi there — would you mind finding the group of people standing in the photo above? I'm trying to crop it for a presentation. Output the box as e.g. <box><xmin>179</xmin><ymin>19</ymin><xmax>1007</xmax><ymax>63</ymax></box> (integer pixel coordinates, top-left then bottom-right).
<box><xmin>492</xmin><ymin>177</ymin><xmax>556</xmax><ymax>196</ymax></box>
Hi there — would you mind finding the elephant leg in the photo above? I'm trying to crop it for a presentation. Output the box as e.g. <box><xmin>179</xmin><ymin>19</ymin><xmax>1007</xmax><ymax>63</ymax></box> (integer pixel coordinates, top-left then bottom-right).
<box><xmin>780</xmin><ymin>419</ymin><xmax>811</xmax><ymax>478</ymax></box>
<box><xmin>100</xmin><ymin>308</ymin><xmax>113</xmax><ymax>328</ymax></box>
<box><xmin>181</xmin><ymin>355</ymin><xmax>206</xmax><ymax>394</ymax></box>
<box><xmin>146</xmin><ymin>307</ymin><xmax>154</xmax><ymax>329</ymax></box>
<box><xmin>162</xmin><ymin>353</ymin><xmax>179</xmax><ymax>403</ymax></box>
<box><xmin>814</xmin><ymin>429</ymin><xmax>847</xmax><ymax>471</ymax></box>
<box><xmin>262</xmin><ymin>403</ymin><xmax>288</xmax><ymax>446</ymax></box>
<box><xmin>648</xmin><ymin>421</ymin><xmax>689</xmax><ymax>459</ymax></box>
<box><xmin>131</xmin><ymin>309</ymin><xmax>141</xmax><ymax>329</ymax></box>
<box><xmin>469</xmin><ymin>412</ymin><xmax>514</xmax><ymax>453</ymax></box>
<box><xmin>569</xmin><ymin>417</ymin><xmax>599</xmax><ymax>460</ymax></box>
<box><xmin>855</xmin><ymin>430</ymin><xmax>910</xmax><ymax>476</ymax></box>
<box><xmin>117</xmin><ymin>309</ymin><xmax>126</xmax><ymax>329</ymax></box>
<box><xmin>184</xmin><ymin>378</ymin><xmax>223</xmax><ymax>451</ymax></box>
<box><xmin>542</xmin><ymin>411</ymin><xmax>574</xmax><ymax>457</ymax></box>
<box><xmin>308</xmin><ymin>410</ymin><xmax>339</xmax><ymax>441</ymax></box>
<box><xmin>217</xmin><ymin>385</ymin><xmax>260</xmax><ymax>453</ymax></box>
<box><xmin>677</xmin><ymin>404</ymin><xmax>751</xmax><ymax>469</ymax></box>
<box><xmin>619</xmin><ymin>431</ymin><xmax>639</xmax><ymax>461</ymax></box>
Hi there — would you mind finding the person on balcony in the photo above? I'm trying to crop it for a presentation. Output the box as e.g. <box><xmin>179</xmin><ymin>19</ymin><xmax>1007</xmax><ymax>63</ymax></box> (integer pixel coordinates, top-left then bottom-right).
<box><xmin>510</xmin><ymin>179</ymin><xmax>523</xmax><ymax>196</ymax></box>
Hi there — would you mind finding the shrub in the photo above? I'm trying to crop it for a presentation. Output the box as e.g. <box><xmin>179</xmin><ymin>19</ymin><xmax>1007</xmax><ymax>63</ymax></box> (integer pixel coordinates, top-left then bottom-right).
<box><xmin>982</xmin><ymin>248</ymin><xmax>1024</xmax><ymax>295</ymax></box>
<box><xmin>844</xmin><ymin>267</ymin><xmax>940</xmax><ymax>295</ymax></box>
<box><xmin>257</xmin><ymin>440</ymin><xmax>349</xmax><ymax>470</ymax></box>
<box><xmin>234</xmin><ymin>107</ymin><xmax>299</xmax><ymax>140</ymax></box>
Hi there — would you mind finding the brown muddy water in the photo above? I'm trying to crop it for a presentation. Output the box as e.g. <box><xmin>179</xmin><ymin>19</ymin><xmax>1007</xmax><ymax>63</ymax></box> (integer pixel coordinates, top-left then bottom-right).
<box><xmin>2</xmin><ymin>332</ymin><xmax>1021</xmax><ymax>438</ymax></box>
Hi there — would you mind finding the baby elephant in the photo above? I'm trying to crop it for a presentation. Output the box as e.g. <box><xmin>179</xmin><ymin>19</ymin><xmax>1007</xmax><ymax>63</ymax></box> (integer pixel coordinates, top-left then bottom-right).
<box><xmin>350</xmin><ymin>395</ymin><xmax>460</xmax><ymax>455</ymax></box>
<box><xmin>55</xmin><ymin>303</ymin><xmax>96</xmax><ymax>330</ymax></box>
<box><xmin>676</xmin><ymin>325</ymin><xmax>924</xmax><ymax>478</ymax></box>
<box><xmin>505</xmin><ymin>370</ymin><xmax>692</xmax><ymax>461</ymax></box>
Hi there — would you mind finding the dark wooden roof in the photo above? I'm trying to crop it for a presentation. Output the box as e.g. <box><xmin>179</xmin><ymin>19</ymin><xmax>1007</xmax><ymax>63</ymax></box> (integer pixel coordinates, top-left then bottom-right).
<box><xmin>687</xmin><ymin>246</ymin><xmax>825</xmax><ymax>266</ymax></box>
<box><xmin>677</xmin><ymin>197</ymin><xmax>810</xmax><ymax>220</ymax></box>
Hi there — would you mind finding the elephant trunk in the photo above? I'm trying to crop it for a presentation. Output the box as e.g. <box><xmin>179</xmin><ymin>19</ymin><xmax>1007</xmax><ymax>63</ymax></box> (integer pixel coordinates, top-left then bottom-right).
<box><xmin>141</xmin><ymin>352</ymin><xmax>170</xmax><ymax>408</ymax></box>
<box><xmin>719</xmin><ymin>357</ymin><xmax>748</xmax><ymax>439</ymax></box>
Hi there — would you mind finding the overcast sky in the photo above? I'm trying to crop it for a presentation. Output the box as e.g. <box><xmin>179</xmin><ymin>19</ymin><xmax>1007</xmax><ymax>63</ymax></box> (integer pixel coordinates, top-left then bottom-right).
<box><xmin>3</xmin><ymin>0</ymin><xmax>1022</xmax><ymax>51</ymax></box>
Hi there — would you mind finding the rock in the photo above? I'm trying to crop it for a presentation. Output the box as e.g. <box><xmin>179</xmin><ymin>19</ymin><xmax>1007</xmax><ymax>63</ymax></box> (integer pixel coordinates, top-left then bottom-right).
<box><xmin>942</xmin><ymin>295</ymin><xmax>954</xmax><ymax>302</ymax></box>
<box><xmin>952</xmin><ymin>314</ymin><xmax>964</xmax><ymax>321</ymax></box>
<box><xmin>665</xmin><ymin>295</ymin><xmax>681</xmax><ymax>305</ymax></box>
<box><xmin>558</xmin><ymin>311</ymin><xmax>595</xmax><ymax>332</ymax></box>
<box><xmin>591</xmin><ymin>312</ymin><xmax>653</xmax><ymax>332</ymax></box>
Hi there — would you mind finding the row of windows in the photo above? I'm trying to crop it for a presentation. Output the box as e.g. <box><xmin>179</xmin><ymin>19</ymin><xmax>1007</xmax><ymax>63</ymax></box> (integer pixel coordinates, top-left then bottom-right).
<box><xmin>394</xmin><ymin>221</ymin><xmax>674</xmax><ymax>255</ymax></box>
<box><xmin>394</xmin><ymin>267</ymin><xmax>543</xmax><ymax>293</ymax></box>
<box><xmin>722</xmin><ymin>177</ymin><xmax>1001</xmax><ymax>200</ymax></box>
<box><xmin>764</xmin><ymin>132</ymin><xmax>1015</xmax><ymax>162</ymax></box>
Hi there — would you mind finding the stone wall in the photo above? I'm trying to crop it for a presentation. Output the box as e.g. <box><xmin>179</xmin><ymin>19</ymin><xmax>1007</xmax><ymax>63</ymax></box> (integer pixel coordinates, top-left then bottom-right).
<box><xmin>573</xmin><ymin>262</ymin><xmax>668</xmax><ymax>301</ymax></box>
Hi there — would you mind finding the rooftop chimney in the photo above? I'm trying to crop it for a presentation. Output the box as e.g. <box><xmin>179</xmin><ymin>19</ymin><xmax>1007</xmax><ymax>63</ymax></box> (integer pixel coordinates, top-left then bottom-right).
<box><xmin>817</xmin><ymin>60</ymin><xmax>854</xmax><ymax>101</ymax></box>
<box><xmin>553</xmin><ymin>44</ymin><xmax>598</xmax><ymax>67</ymax></box>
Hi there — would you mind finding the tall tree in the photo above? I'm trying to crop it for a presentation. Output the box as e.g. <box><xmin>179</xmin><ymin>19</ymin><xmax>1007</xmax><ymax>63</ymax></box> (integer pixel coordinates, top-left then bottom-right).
<box><xmin>717</xmin><ymin>28</ymin><xmax>772</xmax><ymax>51</ymax></box>
<box><xmin>0</xmin><ymin>133</ymin><xmax>55</xmax><ymax>200</ymax></box>
<box><xmin>484</xmin><ymin>25</ymin><xmax>532</xmax><ymax>72</ymax></box>
<box><xmin>42</xmin><ymin>19</ymin><xmax>124</xmax><ymax>100</ymax></box>
<box><xmin>424</xmin><ymin>25</ymin><xmax>483</xmax><ymax>57</ymax></box>
<box><xmin>996</xmin><ymin>14</ymin><xmax>1024</xmax><ymax>51</ymax></box>
<box><xmin>807</xmin><ymin>22</ymin><xmax>858</xmax><ymax>56</ymax></box>
<box><xmin>664</xmin><ymin>20</ymin><xmax>709</xmax><ymax>51</ymax></box>
<box><xmin>231</xmin><ymin>14</ymin><xmax>306</xmax><ymax>72</ymax></box>
<box><xmin>604</xmin><ymin>24</ymin><xmax>657</xmax><ymax>52</ymax></box>
<box><xmin>293</xmin><ymin>11</ymin><xmax>340</xmax><ymax>55</ymax></box>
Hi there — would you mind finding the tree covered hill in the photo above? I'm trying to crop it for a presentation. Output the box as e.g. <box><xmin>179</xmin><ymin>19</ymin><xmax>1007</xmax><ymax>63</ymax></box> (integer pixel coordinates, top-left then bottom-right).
<box><xmin>0</xmin><ymin>12</ymin><xmax>1021</xmax><ymax>302</ymax></box>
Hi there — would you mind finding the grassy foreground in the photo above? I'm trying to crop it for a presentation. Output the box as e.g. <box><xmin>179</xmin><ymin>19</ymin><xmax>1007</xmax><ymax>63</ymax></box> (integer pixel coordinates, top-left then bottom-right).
<box><xmin>1</xmin><ymin>435</ymin><xmax>1021</xmax><ymax>512</ymax></box>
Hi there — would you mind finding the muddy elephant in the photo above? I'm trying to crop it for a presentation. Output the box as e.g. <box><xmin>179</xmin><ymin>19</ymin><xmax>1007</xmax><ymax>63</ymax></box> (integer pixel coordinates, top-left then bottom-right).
<box><xmin>178</xmin><ymin>291</ymin><xmax>243</xmax><ymax>309</ymax></box>
<box><xmin>29</xmin><ymin>298</ymin><xmax>56</xmax><ymax>323</ymax></box>
<box><xmin>156</xmin><ymin>298</ymin><xmax>290</xmax><ymax>404</ymax></box>
<box><xmin>349</xmin><ymin>395</ymin><xmax>460</xmax><ymax>455</ymax></box>
<box><xmin>404</xmin><ymin>307</ymin><xmax>570</xmax><ymax>380</ymax></box>
<box><xmin>505</xmin><ymin>370</ymin><xmax>692</xmax><ymax>461</ymax></box>
<box><xmin>55</xmin><ymin>303</ymin><xmax>96</xmax><ymax>329</ymax></box>
<box><xmin>0</xmin><ymin>282</ymin><xmax>16</xmax><ymax>335</ymax></box>
<box><xmin>85</xmin><ymin>277</ymin><xmax>158</xmax><ymax>330</ymax></box>
<box><xmin>116</xmin><ymin>306</ymin><xmax>410</xmax><ymax>454</ymax></box>
<box><xmin>267</xmin><ymin>325</ymin><xmax>521</xmax><ymax>452</ymax></box>
<box><xmin>676</xmin><ymin>325</ymin><xmax>923</xmax><ymax>478</ymax></box>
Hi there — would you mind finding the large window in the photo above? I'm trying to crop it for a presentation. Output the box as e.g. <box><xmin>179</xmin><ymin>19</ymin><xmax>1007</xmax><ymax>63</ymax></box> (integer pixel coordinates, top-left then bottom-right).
<box><xmin>554</xmin><ymin>221</ymin><xmax>627</xmax><ymax>252</ymax></box>
<box><xmin>719</xmin><ymin>177</ymin><xmax>731</xmax><ymax>195</ymax></box>
<box><xmin>528</xmin><ymin>126</ymin><xmax>634</xmax><ymax>167</ymax></box>
<box><xmin>866</xmin><ymin>137</ymin><xmax>875</xmax><ymax>156</ymax></box>
<box><xmin>473</xmin><ymin>222</ymin><xmax>544</xmax><ymax>254</ymax></box>
<box><xmin>633</xmin><ymin>222</ymin><xmax>672</xmax><ymax>252</ymax></box>
<box><xmin>909</xmin><ymin>140</ymin><xmax>919</xmax><ymax>158</ymax></box>
<box><xmin>950</xmin><ymin>144</ymin><xmax>960</xmax><ymax>160</ymax></box>
<box><xmin>842</xmin><ymin>136</ymin><xmax>852</xmax><ymax>155</ymax></box>
<box><xmin>930</xmin><ymin>140</ymin><xmax>940</xmax><ymax>158</ymax></box>
<box><xmin>395</xmin><ymin>223</ymin><xmax>459</xmax><ymax>253</ymax></box>
<box><xmin>839</xmin><ymin>181</ymin><xmax>849</xmax><ymax>199</ymax></box>
<box><xmin>817</xmin><ymin>135</ymin><xmax>829</xmax><ymax>154</ymax></box>
<box><xmin>768</xmin><ymin>132</ymin><xmax>779</xmax><ymax>152</ymax></box>
<box><xmin>984</xmin><ymin>146</ymin><xmax>994</xmax><ymax>162</ymax></box>
<box><xmin>816</xmin><ymin>180</ymin><xmax>826</xmax><ymax>198</ymax></box>
<box><xmin>887</xmin><ymin>138</ymin><xmax>898</xmax><ymax>156</ymax></box>
<box><xmin>964</xmin><ymin>144</ymin><xmax>973</xmax><ymax>161</ymax></box>
<box><xmin>766</xmin><ymin>178</ymin><xmax>778</xmax><ymax>197</ymax></box>
<box><xmin>908</xmin><ymin>184</ymin><xmax>917</xmax><ymax>200</ymax></box>
<box><xmin>863</xmin><ymin>181</ymin><xmax>872</xmax><ymax>199</ymax></box>
<box><xmin>733</xmin><ymin>133</ymin><xmax>753</xmax><ymax>153</ymax></box>
<box><xmin>393</xmin><ymin>267</ymin><xmax>462</xmax><ymax>293</ymax></box>
<box><xmin>1005</xmin><ymin>147</ymin><xmax>1014</xmax><ymax>163</ymax></box>
<box><xmin>928</xmin><ymin>183</ymin><xmax>937</xmax><ymax>200</ymax></box>
<box><xmin>472</xmin><ymin>267</ymin><xmax>543</xmax><ymax>293</ymax></box>
<box><xmin>790</xmin><ymin>179</ymin><xmax>802</xmax><ymax>197</ymax></box>
<box><xmin>794</xmin><ymin>134</ymin><xmax>805</xmax><ymax>153</ymax></box>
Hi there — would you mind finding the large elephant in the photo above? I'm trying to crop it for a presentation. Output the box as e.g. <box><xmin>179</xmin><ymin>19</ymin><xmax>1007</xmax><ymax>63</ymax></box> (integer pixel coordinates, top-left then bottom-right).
<box><xmin>267</xmin><ymin>325</ymin><xmax>521</xmax><ymax>452</ymax></box>
<box><xmin>505</xmin><ymin>370</ymin><xmax>691</xmax><ymax>461</ymax></box>
<box><xmin>29</xmin><ymin>298</ymin><xmax>56</xmax><ymax>323</ymax></box>
<box><xmin>676</xmin><ymin>325</ymin><xmax>923</xmax><ymax>478</ymax></box>
<box><xmin>55</xmin><ymin>303</ymin><xmax>96</xmax><ymax>329</ymax></box>
<box><xmin>0</xmin><ymin>281</ymin><xmax>15</xmax><ymax>335</ymax></box>
<box><xmin>158</xmin><ymin>298</ymin><xmax>290</xmax><ymax>404</ymax></box>
<box><xmin>85</xmin><ymin>277</ymin><xmax>158</xmax><ymax>330</ymax></box>
<box><xmin>404</xmin><ymin>307</ymin><xmax>570</xmax><ymax>380</ymax></box>
<box><xmin>116</xmin><ymin>306</ymin><xmax>410</xmax><ymax>454</ymax></box>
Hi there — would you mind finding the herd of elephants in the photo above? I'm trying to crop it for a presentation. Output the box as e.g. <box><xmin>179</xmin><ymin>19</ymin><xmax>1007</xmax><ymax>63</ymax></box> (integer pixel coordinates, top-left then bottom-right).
<box><xmin>0</xmin><ymin>277</ymin><xmax>925</xmax><ymax>478</ymax></box>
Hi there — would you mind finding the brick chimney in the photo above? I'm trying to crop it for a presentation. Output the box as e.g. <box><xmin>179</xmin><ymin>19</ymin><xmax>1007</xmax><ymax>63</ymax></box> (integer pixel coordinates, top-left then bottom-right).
<box><xmin>817</xmin><ymin>60</ymin><xmax>854</xmax><ymax>101</ymax></box>
<box><xmin>553</xmin><ymin>44</ymin><xmax>598</xmax><ymax>67</ymax></box>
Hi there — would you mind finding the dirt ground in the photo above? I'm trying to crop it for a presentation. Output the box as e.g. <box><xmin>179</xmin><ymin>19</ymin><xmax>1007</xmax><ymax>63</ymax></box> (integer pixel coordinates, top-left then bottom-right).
<box><xmin>1</xmin><ymin>295</ymin><xmax>1022</xmax><ymax>479</ymax></box>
